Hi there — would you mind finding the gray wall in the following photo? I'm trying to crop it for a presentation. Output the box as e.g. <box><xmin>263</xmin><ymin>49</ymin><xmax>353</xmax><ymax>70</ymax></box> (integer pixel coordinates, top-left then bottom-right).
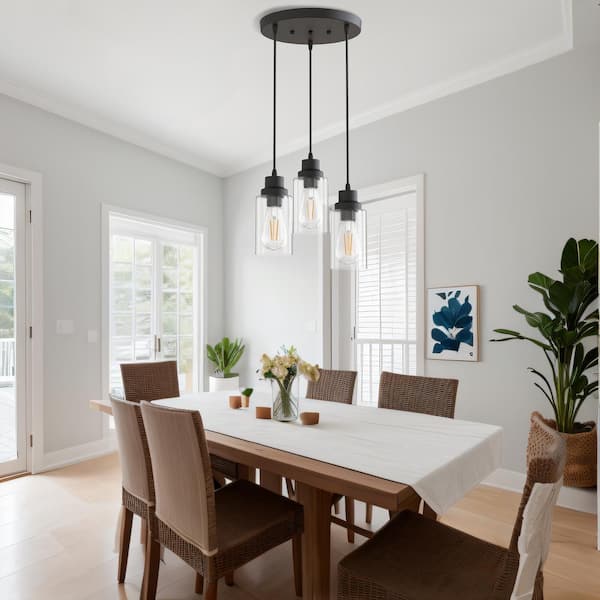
<box><xmin>0</xmin><ymin>94</ymin><xmax>223</xmax><ymax>453</ymax></box>
<box><xmin>224</xmin><ymin>2</ymin><xmax>600</xmax><ymax>473</ymax></box>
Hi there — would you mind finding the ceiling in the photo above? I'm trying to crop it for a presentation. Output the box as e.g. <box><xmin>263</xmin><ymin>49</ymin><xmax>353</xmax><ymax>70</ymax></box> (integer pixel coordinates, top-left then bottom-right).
<box><xmin>0</xmin><ymin>1</ymin><xmax>571</xmax><ymax>177</ymax></box>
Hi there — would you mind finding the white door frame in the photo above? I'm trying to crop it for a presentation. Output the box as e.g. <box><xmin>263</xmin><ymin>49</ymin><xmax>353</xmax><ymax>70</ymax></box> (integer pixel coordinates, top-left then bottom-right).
<box><xmin>0</xmin><ymin>163</ymin><xmax>43</xmax><ymax>475</ymax></box>
<box><xmin>101</xmin><ymin>204</ymin><xmax>207</xmax><ymax>434</ymax></box>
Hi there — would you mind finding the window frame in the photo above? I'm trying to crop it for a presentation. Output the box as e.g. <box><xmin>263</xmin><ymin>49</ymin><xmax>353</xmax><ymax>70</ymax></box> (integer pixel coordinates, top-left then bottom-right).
<box><xmin>329</xmin><ymin>175</ymin><xmax>425</xmax><ymax>404</ymax></box>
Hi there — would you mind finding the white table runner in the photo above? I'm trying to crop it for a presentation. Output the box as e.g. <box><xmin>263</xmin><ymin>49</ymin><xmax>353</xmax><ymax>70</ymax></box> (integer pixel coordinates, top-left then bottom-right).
<box><xmin>156</xmin><ymin>392</ymin><xmax>502</xmax><ymax>515</ymax></box>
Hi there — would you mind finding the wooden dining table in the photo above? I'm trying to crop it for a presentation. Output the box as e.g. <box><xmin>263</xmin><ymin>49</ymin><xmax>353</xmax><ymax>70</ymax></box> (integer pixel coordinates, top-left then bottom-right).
<box><xmin>90</xmin><ymin>391</ymin><xmax>502</xmax><ymax>600</ymax></box>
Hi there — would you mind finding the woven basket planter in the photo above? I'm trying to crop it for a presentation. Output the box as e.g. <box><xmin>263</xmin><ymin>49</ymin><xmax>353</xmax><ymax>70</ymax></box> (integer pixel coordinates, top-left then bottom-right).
<box><xmin>539</xmin><ymin>415</ymin><xmax>597</xmax><ymax>488</ymax></box>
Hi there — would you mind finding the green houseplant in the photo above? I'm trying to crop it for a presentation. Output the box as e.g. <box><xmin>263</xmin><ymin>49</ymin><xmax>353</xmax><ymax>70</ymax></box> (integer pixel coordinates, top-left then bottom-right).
<box><xmin>491</xmin><ymin>238</ymin><xmax>598</xmax><ymax>487</ymax></box>
<box><xmin>206</xmin><ymin>337</ymin><xmax>245</xmax><ymax>392</ymax></box>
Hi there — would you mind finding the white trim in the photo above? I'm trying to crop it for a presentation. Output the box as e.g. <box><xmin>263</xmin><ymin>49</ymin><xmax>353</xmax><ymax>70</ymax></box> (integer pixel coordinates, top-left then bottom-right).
<box><xmin>0</xmin><ymin>3</ymin><xmax>572</xmax><ymax>179</ymax></box>
<box><xmin>38</xmin><ymin>437</ymin><xmax>117</xmax><ymax>474</ymax></box>
<box><xmin>0</xmin><ymin>162</ymin><xmax>43</xmax><ymax>475</ymax></box>
<box><xmin>484</xmin><ymin>467</ymin><xmax>597</xmax><ymax>515</ymax></box>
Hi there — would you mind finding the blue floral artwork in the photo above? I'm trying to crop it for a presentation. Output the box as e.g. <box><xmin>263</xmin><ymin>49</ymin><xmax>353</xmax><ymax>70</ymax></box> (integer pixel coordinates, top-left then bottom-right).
<box><xmin>427</xmin><ymin>286</ymin><xmax>479</xmax><ymax>361</ymax></box>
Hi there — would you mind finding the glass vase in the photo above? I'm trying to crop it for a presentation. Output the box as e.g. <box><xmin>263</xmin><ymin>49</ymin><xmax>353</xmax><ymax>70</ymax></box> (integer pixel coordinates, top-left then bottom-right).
<box><xmin>272</xmin><ymin>378</ymin><xmax>299</xmax><ymax>422</ymax></box>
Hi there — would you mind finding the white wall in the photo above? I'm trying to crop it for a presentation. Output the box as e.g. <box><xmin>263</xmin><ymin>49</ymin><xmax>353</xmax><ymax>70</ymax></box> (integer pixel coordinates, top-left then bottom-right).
<box><xmin>0</xmin><ymin>93</ymin><xmax>223</xmax><ymax>457</ymax></box>
<box><xmin>224</xmin><ymin>2</ymin><xmax>600</xmax><ymax>473</ymax></box>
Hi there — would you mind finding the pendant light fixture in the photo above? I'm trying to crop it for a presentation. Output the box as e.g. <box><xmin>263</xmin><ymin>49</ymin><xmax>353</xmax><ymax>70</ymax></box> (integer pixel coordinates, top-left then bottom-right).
<box><xmin>258</xmin><ymin>8</ymin><xmax>362</xmax><ymax>264</ymax></box>
<box><xmin>255</xmin><ymin>23</ymin><xmax>293</xmax><ymax>256</ymax></box>
<box><xmin>293</xmin><ymin>41</ymin><xmax>328</xmax><ymax>234</ymax></box>
<box><xmin>329</xmin><ymin>22</ymin><xmax>365</xmax><ymax>270</ymax></box>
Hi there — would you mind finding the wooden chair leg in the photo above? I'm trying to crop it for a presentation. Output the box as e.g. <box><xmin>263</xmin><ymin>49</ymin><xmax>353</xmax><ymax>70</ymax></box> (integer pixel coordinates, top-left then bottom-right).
<box><xmin>345</xmin><ymin>498</ymin><xmax>355</xmax><ymax>544</ymax></box>
<box><xmin>365</xmin><ymin>502</ymin><xmax>373</xmax><ymax>524</ymax></box>
<box><xmin>292</xmin><ymin>533</ymin><xmax>303</xmax><ymax>597</ymax></box>
<box><xmin>140</xmin><ymin>517</ymin><xmax>147</xmax><ymax>546</ymax></box>
<box><xmin>225</xmin><ymin>571</ymin><xmax>234</xmax><ymax>586</ymax></box>
<box><xmin>285</xmin><ymin>477</ymin><xmax>296</xmax><ymax>500</ymax></box>
<box><xmin>117</xmin><ymin>507</ymin><xmax>133</xmax><ymax>583</ymax></box>
<box><xmin>195</xmin><ymin>573</ymin><xmax>204</xmax><ymax>594</ymax></box>
<box><xmin>140</xmin><ymin>528</ymin><xmax>160</xmax><ymax>600</ymax></box>
<box><xmin>333</xmin><ymin>500</ymin><xmax>340</xmax><ymax>515</ymax></box>
<box><xmin>423</xmin><ymin>502</ymin><xmax>438</xmax><ymax>520</ymax></box>
<box><xmin>205</xmin><ymin>581</ymin><xmax>218</xmax><ymax>600</ymax></box>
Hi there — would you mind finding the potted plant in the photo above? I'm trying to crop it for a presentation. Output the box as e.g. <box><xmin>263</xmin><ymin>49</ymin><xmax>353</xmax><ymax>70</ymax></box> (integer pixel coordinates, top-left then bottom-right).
<box><xmin>241</xmin><ymin>387</ymin><xmax>253</xmax><ymax>408</ymax></box>
<box><xmin>492</xmin><ymin>238</ymin><xmax>598</xmax><ymax>487</ymax></box>
<box><xmin>206</xmin><ymin>337</ymin><xmax>245</xmax><ymax>392</ymax></box>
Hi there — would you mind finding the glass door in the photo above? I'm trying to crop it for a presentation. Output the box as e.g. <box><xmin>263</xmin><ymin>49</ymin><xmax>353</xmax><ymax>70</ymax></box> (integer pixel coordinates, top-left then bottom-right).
<box><xmin>108</xmin><ymin>214</ymin><xmax>201</xmax><ymax>397</ymax></box>
<box><xmin>158</xmin><ymin>242</ymin><xmax>196</xmax><ymax>393</ymax></box>
<box><xmin>0</xmin><ymin>178</ymin><xmax>27</xmax><ymax>478</ymax></box>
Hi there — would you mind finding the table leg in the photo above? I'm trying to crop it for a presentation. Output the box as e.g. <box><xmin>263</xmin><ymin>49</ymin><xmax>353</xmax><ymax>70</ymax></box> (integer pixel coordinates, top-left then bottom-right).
<box><xmin>260</xmin><ymin>470</ymin><xmax>282</xmax><ymax>494</ymax></box>
<box><xmin>296</xmin><ymin>482</ymin><xmax>333</xmax><ymax>600</ymax></box>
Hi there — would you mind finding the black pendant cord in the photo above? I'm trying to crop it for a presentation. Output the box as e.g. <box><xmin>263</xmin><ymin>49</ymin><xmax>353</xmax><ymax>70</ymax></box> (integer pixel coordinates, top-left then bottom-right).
<box><xmin>272</xmin><ymin>23</ymin><xmax>278</xmax><ymax>176</ymax></box>
<box><xmin>344</xmin><ymin>22</ymin><xmax>350</xmax><ymax>190</ymax></box>
<box><xmin>308</xmin><ymin>40</ymin><xmax>313</xmax><ymax>158</ymax></box>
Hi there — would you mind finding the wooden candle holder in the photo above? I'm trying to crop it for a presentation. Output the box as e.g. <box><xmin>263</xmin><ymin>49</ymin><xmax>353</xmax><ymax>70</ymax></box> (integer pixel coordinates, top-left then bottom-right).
<box><xmin>229</xmin><ymin>395</ymin><xmax>242</xmax><ymax>409</ymax></box>
<box><xmin>300</xmin><ymin>411</ymin><xmax>320</xmax><ymax>426</ymax></box>
<box><xmin>255</xmin><ymin>406</ymin><xmax>271</xmax><ymax>419</ymax></box>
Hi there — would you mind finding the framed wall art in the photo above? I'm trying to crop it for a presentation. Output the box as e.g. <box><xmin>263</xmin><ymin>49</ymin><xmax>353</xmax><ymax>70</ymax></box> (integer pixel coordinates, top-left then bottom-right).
<box><xmin>427</xmin><ymin>285</ymin><xmax>479</xmax><ymax>361</ymax></box>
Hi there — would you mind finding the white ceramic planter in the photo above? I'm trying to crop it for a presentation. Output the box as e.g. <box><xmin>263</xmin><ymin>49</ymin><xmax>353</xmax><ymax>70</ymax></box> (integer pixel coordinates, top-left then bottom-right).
<box><xmin>209</xmin><ymin>375</ymin><xmax>240</xmax><ymax>392</ymax></box>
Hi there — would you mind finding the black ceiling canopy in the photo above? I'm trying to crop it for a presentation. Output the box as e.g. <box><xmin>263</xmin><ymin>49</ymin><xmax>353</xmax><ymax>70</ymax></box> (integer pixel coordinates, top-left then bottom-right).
<box><xmin>260</xmin><ymin>8</ymin><xmax>361</xmax><ymax>45</ymax></box>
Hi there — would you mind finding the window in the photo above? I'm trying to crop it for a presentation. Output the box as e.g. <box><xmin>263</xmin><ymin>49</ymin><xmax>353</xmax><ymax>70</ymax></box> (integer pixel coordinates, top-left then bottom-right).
<box><xmin>354</xmin><ymin>183</ymin><xmax>422</xmax><ymax>405</ymax></box>
<box><xmin>107</xmin><ymin>212</ymin><xmax>203</xmax><ymax>397</ymax></box>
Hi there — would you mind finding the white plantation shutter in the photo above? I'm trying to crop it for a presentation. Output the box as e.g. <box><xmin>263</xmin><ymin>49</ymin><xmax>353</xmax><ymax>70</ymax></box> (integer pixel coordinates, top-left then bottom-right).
<box><xmin>355</xmin><ymin>193</ymin><xmax>418</xmax><ymax>405</ymax></box>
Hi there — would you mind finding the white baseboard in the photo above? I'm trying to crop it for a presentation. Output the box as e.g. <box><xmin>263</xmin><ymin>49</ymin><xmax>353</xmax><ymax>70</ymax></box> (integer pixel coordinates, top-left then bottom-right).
<box><xmin>484</xmin><ymin>468</ymin><xmax>597</xmax><ymax>514</ymax></box>
<box><xmin>37</xmin><ymin>436</ymin><xmax>117</xmax><ymax>474</ymax></box>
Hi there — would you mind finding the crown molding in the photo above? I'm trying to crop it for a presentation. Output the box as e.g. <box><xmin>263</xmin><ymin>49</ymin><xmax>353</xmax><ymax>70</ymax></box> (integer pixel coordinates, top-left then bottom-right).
<box><xmin>0</xmin><ymin>77</ymin><xmax>229</xmax><ymax>176</ymax></box>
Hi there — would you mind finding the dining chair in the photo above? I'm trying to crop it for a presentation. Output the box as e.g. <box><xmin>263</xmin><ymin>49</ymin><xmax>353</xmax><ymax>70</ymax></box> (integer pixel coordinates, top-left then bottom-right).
<box><xmin>120</xmin><ymin>360</ymin><xmax>238</xmax><ymax>483</ymax></box>
<box><xmin>284</xmin><ymin>368</ymin><xmax>359</xmax><ymax>543</ymax></box>
<box><xmin>377</xmin><ymin>371</ymin><xmax>458</xmax><ymax>418</ymax></box>
<box><xmin>110</xmin><ymin>396</ymin><xmax>159</xmax><ymax>598</ymax></box>
<box><xmin>337</xmin><ymin>411</ymin><xmax>566</xmax><ymax>600</ymax></box>
<box><xmin>363</xmin><ymin>371</ymin><xmax>459</xmax><ymax>524</ymax></box>
<box><xmin>140</xmin><ymin>401</ymin><xmax>304</xmax><ymax>600</ymax></box>
<box><xmin>120</xmin><ymin>360</ymin><xmax>180</xmax><ymax>403</ymax></box>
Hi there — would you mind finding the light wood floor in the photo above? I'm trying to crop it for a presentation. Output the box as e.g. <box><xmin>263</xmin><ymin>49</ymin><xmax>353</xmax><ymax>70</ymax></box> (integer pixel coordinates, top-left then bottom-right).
<box><xmin>0</xmin><ymin>453</ymin><xmax>598</xmax><ymax>599</ymax></box>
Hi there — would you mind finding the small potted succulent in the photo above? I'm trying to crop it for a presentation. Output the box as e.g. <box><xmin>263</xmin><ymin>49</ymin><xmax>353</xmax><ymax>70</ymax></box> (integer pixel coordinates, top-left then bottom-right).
<box><xmin>492</xmin><ymin>238</ymin><xmax>598</xmax><ymax>487</ymax></box>
<box><xmin>241</xmin><ymin>387</ymin><xmax>253</xmax><ymax>408</ymax></box>
<box><xmin>206</xmin><ymin>337</ymin><xmax>245</xmax><ymax>392</ymax></box>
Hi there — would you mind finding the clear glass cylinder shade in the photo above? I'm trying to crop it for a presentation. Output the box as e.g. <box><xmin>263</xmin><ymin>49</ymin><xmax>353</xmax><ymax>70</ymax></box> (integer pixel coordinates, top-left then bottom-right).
<box><xmin>293</xmin><ymin>176</ymin><xmax>328</xmax><ymax>234</ymax></box>
<box><xmin>329</xmin><ymin>208</ymin><xmax>366</xmax><ymax>270</ymax></box>
<box><xmin>255</xmin><ymin>195</ymin><xmax>293</xmax><ymax>256</ymax></box>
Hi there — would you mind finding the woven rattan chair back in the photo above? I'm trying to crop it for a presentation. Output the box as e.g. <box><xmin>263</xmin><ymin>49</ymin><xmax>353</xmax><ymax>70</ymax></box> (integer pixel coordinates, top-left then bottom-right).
<box><xmin>141</xmin><ymin>402</ymin><xmax>217</xmax><ymax>555</ymax></box>
<box><xmin>306</xmin><ymin>369</ymin><xmax>357</xmax><ymax>404</ymax></box>
<box><xmin>111</xmin><ymin>396</ymin><xmax>154</xmax><ymax>505</ymax></box>
<box><xmin>509</xmin><ymin>411</ymin><xmax>566</xmax><ymax>550</ymax></box>
<box><xmin>377</xmin><ymin>372</ymin><xmax>458</xmax><ymax>418</ymax></box>
<box><xmin>120</xmin><ymin>360</ymin><xmax>180</xmax><ymax>403</ymax></box>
